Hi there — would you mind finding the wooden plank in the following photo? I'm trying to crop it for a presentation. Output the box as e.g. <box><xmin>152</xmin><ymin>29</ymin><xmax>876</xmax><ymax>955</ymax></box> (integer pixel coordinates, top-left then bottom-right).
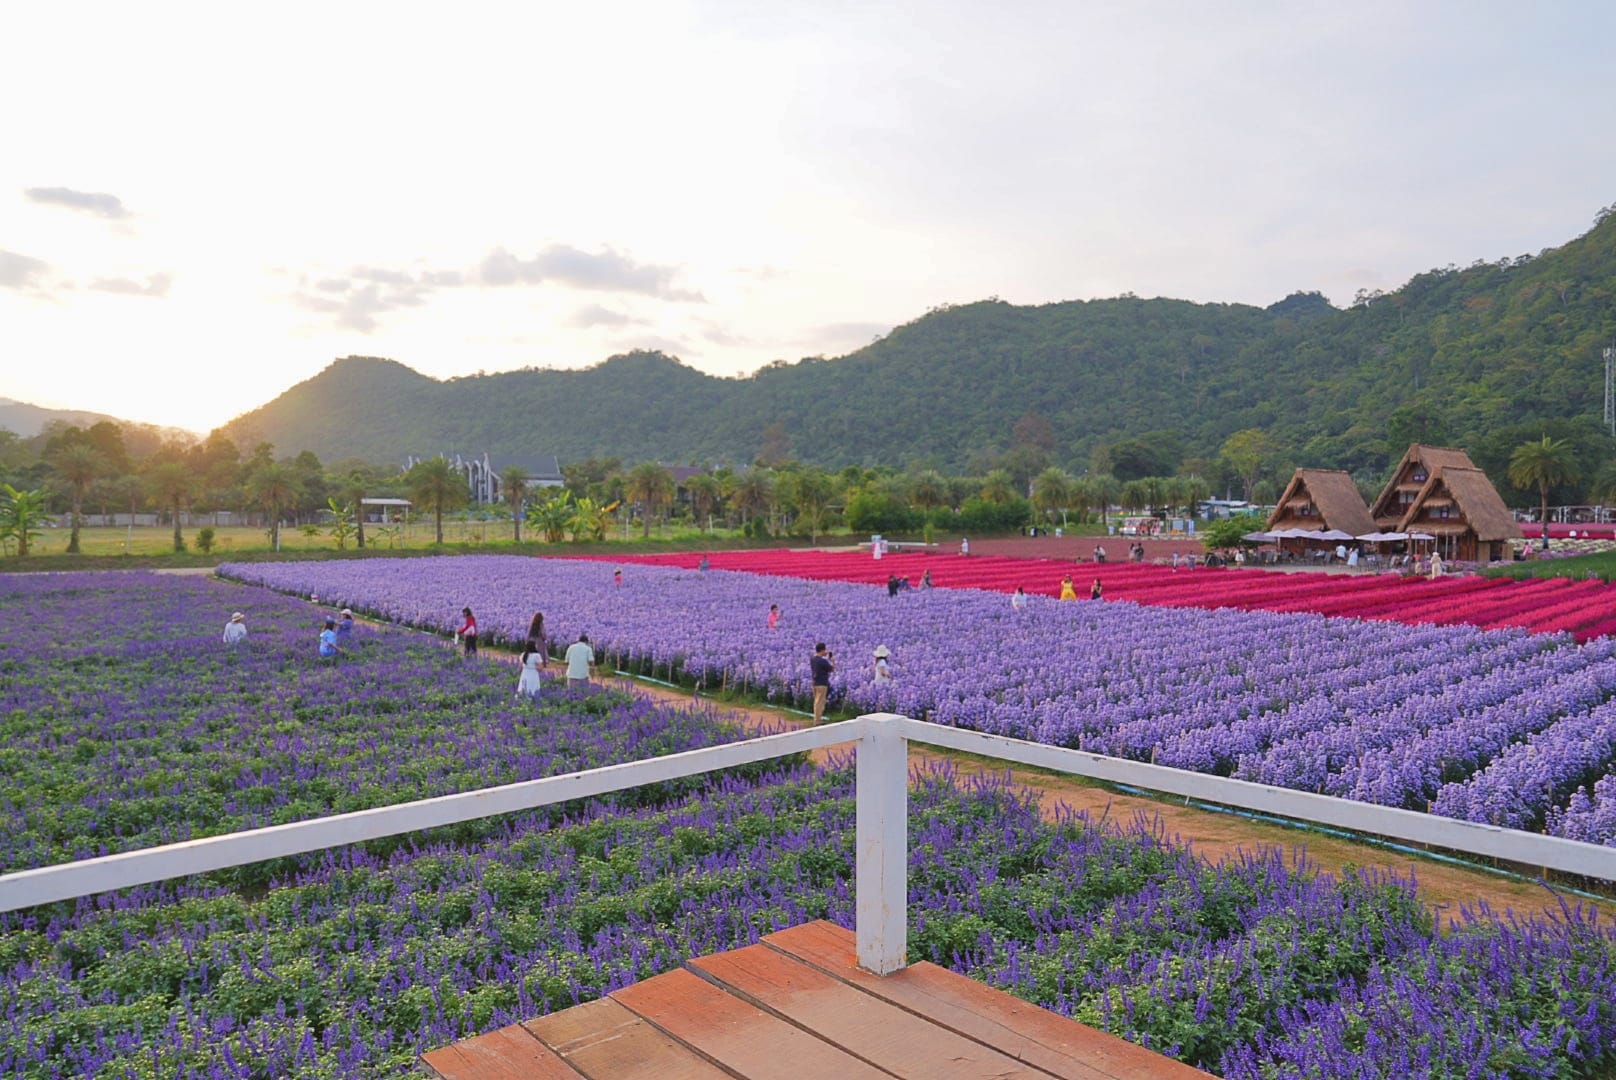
<box><xmin>525</xmin><ymin>997</ymin><xmax>732</xmax><ymax>1080</ymax></box>
<box><xmin>421</xmin><ymin>1023</ymin><xmax>585</xmax><ymax>1080</ymax></box>
<box><xmin>689</xmin><ymin>940</ymin><xmax>1056</xmax><ymax>1079</ymax></box>
<box><xmin>611</xmin><ymin>965</ymin><xmax>891</xmax><ymax>1080</ymax></box>
<box><xmin>764</xmin><ymin>922</ymin><xmax>1212</xmax><ymax>1080</ymax></box>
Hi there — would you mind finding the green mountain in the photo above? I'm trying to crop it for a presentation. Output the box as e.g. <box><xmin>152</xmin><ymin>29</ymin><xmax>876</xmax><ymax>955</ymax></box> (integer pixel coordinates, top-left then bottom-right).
<box><xmin>220</xmin><ymin>209</ymin><xmax>1616</xmax><ymax>478</ymax></box>
<box><xmin>0</xmin><ymin>399</ymin><xmax>132</xmax><ymax>439</ymax></box>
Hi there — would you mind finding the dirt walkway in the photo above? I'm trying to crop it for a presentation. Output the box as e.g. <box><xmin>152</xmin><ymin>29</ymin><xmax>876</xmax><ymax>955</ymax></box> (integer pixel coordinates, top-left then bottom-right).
<box><xmin>588</xmin><ymin>668</ymin><xmax>1611</xmax><ymax>923</ymax></box>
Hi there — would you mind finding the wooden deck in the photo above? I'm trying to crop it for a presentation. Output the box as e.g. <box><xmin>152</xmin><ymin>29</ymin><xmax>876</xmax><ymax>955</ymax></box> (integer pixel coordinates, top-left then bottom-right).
<box><xmin>422</xmin><ymin>921</ymin><xmax>1210</xmax><ymax>1080</ymax></box>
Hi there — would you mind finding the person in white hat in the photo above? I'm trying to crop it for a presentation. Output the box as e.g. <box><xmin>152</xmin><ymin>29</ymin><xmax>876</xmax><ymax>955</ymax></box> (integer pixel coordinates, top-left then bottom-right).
<box><xmin>223</xmin><ymin>612</ymin><xmax>247</xmax><ymax>644</ymax></box>
<box><xmin>872</xmin><ymin>645</ymin><xmax>893</xmax><ymax>683</ymax></box>
<box><xmin>335</xmin><ymin>608</ymin><xmax>356</xmax><ymax>642</ymax></box>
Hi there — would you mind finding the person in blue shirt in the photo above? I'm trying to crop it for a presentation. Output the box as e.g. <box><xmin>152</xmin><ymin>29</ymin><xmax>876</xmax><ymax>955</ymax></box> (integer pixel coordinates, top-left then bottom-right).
<box><xmin>319</xmin><ymin>619</ymin><xmax>339</xmax><ymax>658</ymax></box>
<box><xmin>335</xmin><ymin>608</ymin><xmax>355</xmax><ymax>642</ymax></box>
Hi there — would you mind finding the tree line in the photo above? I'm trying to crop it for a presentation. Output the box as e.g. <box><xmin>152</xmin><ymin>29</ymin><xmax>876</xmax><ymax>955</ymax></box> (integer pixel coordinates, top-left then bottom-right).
<box><xmin>0</xmin><ymin>414</ymin><xmax>1597</xmax><ymax>558</ymax></box>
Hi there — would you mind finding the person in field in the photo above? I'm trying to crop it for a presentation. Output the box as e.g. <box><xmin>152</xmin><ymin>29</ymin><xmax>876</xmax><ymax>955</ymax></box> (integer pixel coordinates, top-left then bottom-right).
<box><xmin>223</xmin><ymin>612</ymin><xmax>247</xmax><ymax>644</ymax></box>
<box><xmin>335</xmin><ymin>608</ymin><xmax>355</xmax><ymax>642</ymax></box>
<box><xmin>1091</xmin><ymin>577</ymin><xmax>1104</xmax><ymax>600</ymax></box>
<box><xmin>516</xmin><ymin>639</ymin><xmax>544</xmax><ymax>698</ymax></box>
<box><xmin>873</xmin><ymin>645</ymin><xmax>893</xmax><ymax>683</ymax></box>
<box><xmin>768</xmin><ymin>603</ymin><xmax>781</xmax><ymax>629</ymax></box>
<box><xmin>810</xmin><ymin>643</ymin><xmax>835</xmax><ymax>723</ymax></box>
<box><xmin>318</xmin><ymin>619</ymin><xmax>339</xmax><ymax>658</ymax></box>
<box><xmin>456</xmin><ymin>607</ymin><xmax>478</xmax><ymax>655</ymax></box>
<box><xmin>527</xmin><ymin>611</ymin><xmax>548</xmax><ymax>657</ymax></box>
<box><xmin>1059</xmin><ymin>576</ymin><xmax>1077</xmax><ymax>601</ymax></box>
<box><xmin>1012</xmin><ymin>586</ymin><xmax>1029</xmax><ymax>611</ymax></box>
<box><xmin>565</xmin><ymin>633</ymin><xmax>597</xmax><ymax>688</ymax></box>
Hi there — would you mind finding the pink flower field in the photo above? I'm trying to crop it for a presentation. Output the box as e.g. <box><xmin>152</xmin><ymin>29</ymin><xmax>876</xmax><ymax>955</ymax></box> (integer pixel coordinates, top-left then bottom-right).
<box><xmin>595</xmin><ymin>549</ymin><xmax>1616</xmax><ymax>640</ymax></box>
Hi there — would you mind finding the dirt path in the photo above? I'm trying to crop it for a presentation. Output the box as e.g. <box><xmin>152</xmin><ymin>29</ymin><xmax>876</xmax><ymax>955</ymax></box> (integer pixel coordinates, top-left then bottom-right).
<box><xmin>591</xmin><ymin>669</ymin><xmax>1611</xmax><ymax>923</ymax></box>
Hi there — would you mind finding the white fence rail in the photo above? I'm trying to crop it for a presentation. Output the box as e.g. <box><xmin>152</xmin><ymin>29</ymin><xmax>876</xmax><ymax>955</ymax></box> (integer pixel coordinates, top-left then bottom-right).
<box><xmin>3</xmin><ymin>714</ymin><xmax>1615</xmax><ymax>976</ymax></box>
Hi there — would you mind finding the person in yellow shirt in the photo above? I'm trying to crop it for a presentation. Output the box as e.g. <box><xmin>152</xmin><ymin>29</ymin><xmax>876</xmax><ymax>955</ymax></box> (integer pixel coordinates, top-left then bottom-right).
<box><xmin>1058</xmin><ymin>575</ymin><xmax>1077</xmax><ymax>601</ymax></box>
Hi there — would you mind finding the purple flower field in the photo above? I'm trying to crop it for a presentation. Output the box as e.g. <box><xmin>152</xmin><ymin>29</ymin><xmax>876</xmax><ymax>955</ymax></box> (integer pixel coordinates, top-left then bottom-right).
<box><xmin>222</xmin><ymin>556</ymin><xmax>1616</xmax><ymax>845</ymax></box>
<box><xmin>3</xmin><ymin>571</ymin><xmax>1616</xmax><ymax>1078</ymax></box>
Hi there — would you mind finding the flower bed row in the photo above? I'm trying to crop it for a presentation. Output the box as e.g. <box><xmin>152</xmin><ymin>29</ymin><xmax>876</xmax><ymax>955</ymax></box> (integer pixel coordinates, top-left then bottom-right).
<box><xmin>0</xmin><ymin>572</ymin><xmax>765</xmax><ymax>875</ymax></box>
<box><xmin>7</xmin><ymin>571</ymin><xmax>1615</xmax><ymax>1078</ymax></box>
<box><xmin>221</xmin><ymin>557</ymin><xmax>1616</xmax><ymax>845</ymax></box>
<box><xmin>597</xmin><ymin>549</ymin><xmax>1616</xmax><ymax>639</ymax></box>
<box><xmin>6</xmin><ymin>755</ymin><xmax>1614</xmax><ymax>1080</ymax></box>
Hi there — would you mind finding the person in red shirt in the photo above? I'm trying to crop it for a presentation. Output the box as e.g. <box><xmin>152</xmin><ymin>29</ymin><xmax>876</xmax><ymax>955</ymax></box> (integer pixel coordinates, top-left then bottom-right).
<box><xmin>456</xmin><ymin>607</ymin><xmax>478</xmax><ymax>655</ymax></box>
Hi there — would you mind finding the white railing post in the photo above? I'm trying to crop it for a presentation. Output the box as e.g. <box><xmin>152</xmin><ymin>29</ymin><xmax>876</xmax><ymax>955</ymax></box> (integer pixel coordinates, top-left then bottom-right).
<box><xmin>855</xmin><ymin>713</ymin><xmax>908</xmax><ymax>974</ymax></box>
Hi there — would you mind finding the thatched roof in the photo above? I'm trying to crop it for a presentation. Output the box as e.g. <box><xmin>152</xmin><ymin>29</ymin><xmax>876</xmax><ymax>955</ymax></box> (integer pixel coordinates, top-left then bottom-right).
<box><xmin>1267</xmin><ymin>468</ymin><xmax>1377</xmax><ymax>536</ymax></box>
<box><xmin>1370</xmin><ymin>443</ymin><xmax>1480</xmax><ymax>524</ymax></box>
<box><xmin>1398</xmin><ymin>466</ymin><xmax>1523</xmax><ymax>542</ymax></box>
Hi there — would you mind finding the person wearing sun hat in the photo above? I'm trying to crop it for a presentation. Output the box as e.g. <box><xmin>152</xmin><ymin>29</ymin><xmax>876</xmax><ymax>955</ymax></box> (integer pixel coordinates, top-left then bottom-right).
<box><xmin>873</xmin><ymin>645</ymin><xmax>893</xmax><ymax>683</ymax></box>
<box><xmin>222</xmin><ymin>611</ymin><xmax>247</xmax><ymax>644</ymax></box>
<box><xmin>335</xmin><ymin>608</ymin><xmax>355</xmax><ymax>642</ymax></box>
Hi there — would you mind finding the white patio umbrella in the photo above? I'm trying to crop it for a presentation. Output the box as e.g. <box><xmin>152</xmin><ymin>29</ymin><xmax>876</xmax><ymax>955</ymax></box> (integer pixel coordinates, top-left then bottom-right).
<box><xmin>1356</xmin><ymin>531</ymin><xmax>1407</xmax><ymax>542</ymax></box>
<box><xmin>1317</xmin><ymin>529</ymin><xmax>1357</xmax><ymax>541</ymax></box>
<box><xmin>1408</xmin><ymin>531</ymin><xmax>1436</xmax><ymax>541</ymax></box>
<box><xmin>1241</xmin><ymin>531</ymin><xmax>1275</xmax><ymax>542</ymax></box>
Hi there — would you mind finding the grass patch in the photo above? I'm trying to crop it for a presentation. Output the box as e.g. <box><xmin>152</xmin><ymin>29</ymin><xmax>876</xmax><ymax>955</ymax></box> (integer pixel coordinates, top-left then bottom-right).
<box><xmin>1482</xmin><ymin>550</ymin><xmax>1616</xmax><ymax>582</ymax></box>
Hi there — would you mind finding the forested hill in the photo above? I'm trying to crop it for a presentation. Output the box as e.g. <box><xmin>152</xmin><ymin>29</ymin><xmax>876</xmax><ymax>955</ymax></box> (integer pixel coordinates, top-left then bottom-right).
<box><xmin>220</xmin><ymin>208</ymin><xmax>1616</xmax><ymax>477</ymax></box>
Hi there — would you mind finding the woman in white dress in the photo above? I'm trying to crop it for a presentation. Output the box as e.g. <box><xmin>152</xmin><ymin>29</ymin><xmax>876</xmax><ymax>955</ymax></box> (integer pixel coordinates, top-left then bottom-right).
<box><xmin>516</xmin><ymin>640</ymin><xmax>544</xmax><ymax>698</ymax></box>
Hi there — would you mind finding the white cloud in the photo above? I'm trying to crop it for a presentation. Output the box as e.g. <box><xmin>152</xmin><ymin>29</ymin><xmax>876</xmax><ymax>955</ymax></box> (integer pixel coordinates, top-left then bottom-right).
<box><xmin>24</xmin><ymin>186</ymin><xmax>130</xmax><ymax>220</ymax></box>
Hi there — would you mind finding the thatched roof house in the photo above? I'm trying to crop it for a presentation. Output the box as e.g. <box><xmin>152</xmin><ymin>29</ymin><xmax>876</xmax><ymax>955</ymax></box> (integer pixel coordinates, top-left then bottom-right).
<box><xmin>1370</xmin><ymin>444</ymin><xmax>1480</xmax><ymax>529</ymax></box>
<box><xmin>1399</xmin><ymin>466</ymin><xmax>1523</xmax><ymax>562</ymax></box>
<box><xmin>1267</xmin><ymin>468</ymin><xmax>1377</xmax><ymax>537</ymax></box>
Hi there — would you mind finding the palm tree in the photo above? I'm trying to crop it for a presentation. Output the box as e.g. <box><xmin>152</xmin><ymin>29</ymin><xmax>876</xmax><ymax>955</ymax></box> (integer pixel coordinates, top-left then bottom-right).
<box><xmin>979</xmin><ymin>469</ymin><xmax>1017</xmax><ymax>505</ymax></box>
<box><xmin>331</xmin><ymin>470</ymin><xmax>370</xmax><ymax>549</ymax></box>
<box><xmin>0</xmin><ymin>484</ymin><xmax>49</xmax><ymax>557</ymax></box>
<box><xmin>48</xmin><ymin>443</ymin><xmax>108</xmax><ymax>554</ymax></box>
<box><xmin>405</xmin><ymin>457</ymin><xmax>469</xmax><ymax>544</ymax></box>
<box><xmin>730</xmin><ymin>469</ymin><xmax>775</xmax><ymax>529</ymax></box>
<box><xmin>1031</xmin><ymin>467</ymin><xmax>1074</xmax><ymax>527</ymax></box>
<box><xmin>624</xmin><ymin>462</ymin><xmax>676</xmax><ymax>538</ymax></box>
<box><xmin>909</xmin><ymin>470</ymin><xmax>950</xmax><ymax>515</ymax></box>
<box><xmin>501</xmin><ymin>465</ymin><xmax>531</xmax><ymax>544</ymax></box>
<box><xmin>1120</xmin><ymin>479</ymin><xmax>1150</xmax><ymax>514</ymax></box>
<box><xmin>684</xmin><ymin>474</ymin><xmax>722</xmax><ymax>532</ymax></box>
<box><xmin>245</xmin><ymin>463</ymin><xmax>304</xmax><ymax>550</ymax></box>
<box><xmin>784</xmin><ymin>468</ymin><xmax>836</xmax><ymax>544</ymax></box>
<box><xmin>1089</xmin><ymin>473</ymin><xmax>1121</xmax><ymax>528</ymax></box>
<box><xmin>144</xmin><ymin>462</ymin><xmax>194</xmax><ymax>552</ymax></box>
<box><xmin>1508</xmin><ymin>435</ymin><xmax>1579</xmax><ymax>544</ymax></box>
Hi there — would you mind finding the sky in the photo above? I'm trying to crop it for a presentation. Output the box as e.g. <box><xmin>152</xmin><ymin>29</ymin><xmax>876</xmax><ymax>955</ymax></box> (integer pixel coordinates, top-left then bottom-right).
<box><xmin>4</xmin><ymin>1</ymin><xmax>1616</xmax><ymax>434</ymax></box>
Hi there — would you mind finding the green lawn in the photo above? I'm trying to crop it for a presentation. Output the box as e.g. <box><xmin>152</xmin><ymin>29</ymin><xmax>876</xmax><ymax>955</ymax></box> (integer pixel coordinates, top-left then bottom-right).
<box><xmin>2</xmin><ymin>523</ymin><xmax>856</xmax><ymax>572</ymax></box>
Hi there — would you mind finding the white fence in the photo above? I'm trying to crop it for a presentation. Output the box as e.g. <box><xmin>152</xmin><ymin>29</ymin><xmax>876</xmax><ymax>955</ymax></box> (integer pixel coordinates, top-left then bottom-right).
<box><xmin>3</xmin><ymin>714</ymin><xmax>1615</xmax><ymax>975</ymax></box>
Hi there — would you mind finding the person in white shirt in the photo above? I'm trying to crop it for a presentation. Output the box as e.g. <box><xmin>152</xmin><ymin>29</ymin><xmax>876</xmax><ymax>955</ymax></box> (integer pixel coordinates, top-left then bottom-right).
<box><xmin>1011</xmin><ymin>586</ymin><xmax>1029</xmax><ymax>611</ymax></box>
<box><xmin>565</xmin><ymin>633</ymin><xmax>597</xmax><ymax>688</ymax></box>
<box><xmin>222</xmin><ymin>612</ymin><xmax>247</xmax><ymax>644</ymax></box>
<box><xmin>873</xmin><ymin>645</ymin><xmax>893</xmax><ymax>683</ymax></box>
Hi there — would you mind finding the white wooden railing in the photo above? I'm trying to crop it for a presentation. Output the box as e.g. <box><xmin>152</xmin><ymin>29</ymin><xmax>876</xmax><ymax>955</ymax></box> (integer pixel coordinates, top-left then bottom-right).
<box><xmin>4</xmin><ymin>713</ymin><xmax>1615</xmax><ymax>975</ymax></box>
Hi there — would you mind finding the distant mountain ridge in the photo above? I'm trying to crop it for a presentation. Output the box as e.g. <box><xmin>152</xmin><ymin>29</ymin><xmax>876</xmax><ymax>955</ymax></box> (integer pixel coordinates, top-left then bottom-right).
<box><xmin>0</xmin><ymin>398</ymin><xmax>195</xmax><ymax>441</ymax></box>
<box><xmin>219</xmin><ymin>210</ymin><xmax>1616</xmax><ymax>478</ymax></box>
